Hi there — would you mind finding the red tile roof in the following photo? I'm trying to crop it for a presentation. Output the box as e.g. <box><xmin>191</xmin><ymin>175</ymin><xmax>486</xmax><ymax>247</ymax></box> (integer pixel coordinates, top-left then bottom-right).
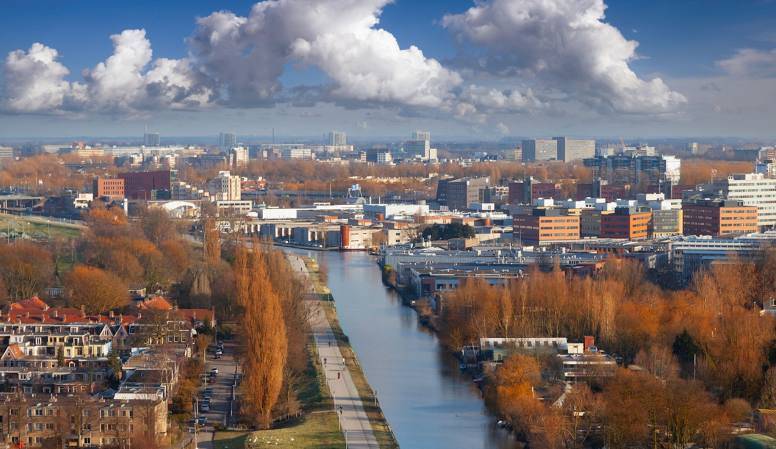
<box><xmin>137</xmin><ymin>296</ymin><xmax>173</xmax><ymax>311</ymax></box>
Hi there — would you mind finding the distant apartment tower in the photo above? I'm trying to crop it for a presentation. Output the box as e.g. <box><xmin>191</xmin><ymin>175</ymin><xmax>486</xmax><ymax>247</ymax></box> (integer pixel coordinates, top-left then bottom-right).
<box><xmin>229</xmin><ymin>146</ymin><xmax>249</xmax><ymax>167</ymax></box>
<box><xmin>92</xmin><ymin>177</ymin><xmax>125</xmax><ymax>201</ymax></box>
<box><xmin>436</xmin><ymin>177</ymin><xmax>490</xmax><ymax>211</ymax></box>
<box><xmin>143</xmin><ymin>132</ymin><xmax>160</xmax><ymax>147</ymax></box>
<box><xmin>522</xmin><ymin>139</ymin><xmax>558</xmax><ymax>162</ymax></box>
<box><xmin>118</xmin><ymin>170</ymin><xmax>173</xmax><ymax>200</ymax></box>
<box><xmin>683</xmin><ymin>199</ymin><xmax>758</xmax><ymax>236</ymax></box>
<box><xmin>553</xmin><ymin>137</ymin><xmax>595</xmax><ymax>162</ymax></box>
<box><xmin>329</xmin><ymin>131</ymin><xmax>347</xmax><ymax>146</ymax></box>
<box><xmin>513</xmin><ymin>209</ymin><xmax>580</xmax><ymax>244</ymax></box>
<box><xmin>208</xmin><ymin>171</ymin><xmax>242</xmax><ymax>201</ymax></box>
<box><xmin>219</xmin><ymin>132</ymin><xmax>237</xmax><ymax>149</ymax></box>
<box><xmin>412</xmin><ymin>130</ymin><xmax>431</xmax><ymax>142</ymax></box>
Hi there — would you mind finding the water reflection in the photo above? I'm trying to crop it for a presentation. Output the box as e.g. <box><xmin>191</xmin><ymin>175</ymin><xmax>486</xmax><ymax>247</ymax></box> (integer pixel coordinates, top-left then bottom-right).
<box><xmin>285</xmin><ymin>248</ymin><xmax>518</xmax><ymax>449</ymax></box>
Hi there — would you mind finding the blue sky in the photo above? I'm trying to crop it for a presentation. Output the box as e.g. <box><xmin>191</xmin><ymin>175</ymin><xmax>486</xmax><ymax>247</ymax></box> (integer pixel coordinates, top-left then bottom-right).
<box><xmin>1</xmin><ymin>0</ymin><xmax>775</xmax><ymax>139</ymax></box>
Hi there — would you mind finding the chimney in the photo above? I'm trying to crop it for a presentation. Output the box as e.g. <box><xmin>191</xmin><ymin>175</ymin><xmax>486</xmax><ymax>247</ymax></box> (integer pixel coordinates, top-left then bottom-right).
<box><xmin>80</xmin><ymin>305</ymin><xmax>85</xmax><ymax>317</ymax></box>
<box><xmin>109</xmin><ymin>311</ymin><xmax>114</xmax><ymax>318</ymax></box>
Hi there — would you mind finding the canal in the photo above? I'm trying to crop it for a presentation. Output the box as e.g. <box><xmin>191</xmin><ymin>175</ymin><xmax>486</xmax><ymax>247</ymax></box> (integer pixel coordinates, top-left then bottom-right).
<box><xmin>288</xmin><ymin>249</ymin><xmax>519</xmax><ymax>449</ymax></box>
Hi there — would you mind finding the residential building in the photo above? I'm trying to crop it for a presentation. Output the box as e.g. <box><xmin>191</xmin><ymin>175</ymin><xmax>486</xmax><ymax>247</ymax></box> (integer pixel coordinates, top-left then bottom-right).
<box><xmin>218</xmin><ymin>132</ymin><xmax>237</xmax><ymax>149</ymax></box>
<box><xmin>229</xmin><ymin>146</ymin><xmax>249</xmax><ymax>167</ymax></box>
<box><xmin>0</xmin><ymin>393</ymin><xmax>167</xmax><ymax>448</ymax></box>
<box><xmin>600</xmin><ymin>207</ymin><xmax>651</xmax><ymax>240</ymax></box>
<box><xmin>436</xmin><ymin>177</ymin><xmax>490</xmax><ymax>211</ymax></box>
<box><xmin>683</xmin><ymin>199</ymin><xmax>758</xmax><ymax>236</ymax></box>
<box><xmin>328</xmin><ymin>131</ymin><xmax>347</xmax><ymax>146</ymax></box>
<box><xmin>522</xmin><ymin>139</ymin><xmax>558</xmax><ymax>161</ymax></box>
<box><xmin>513</xmin><ymin>208</ymin><xmax>581</xmax><ymax>244</ymax></box>
<box><xmin>207</xmin><ymin>170</ymin><xmax>241</xmax><ymax>201</ymax></box>
<box><xmin>553</xmin><ymin>137</ymin><xmax>595</xmax><ymax>162</ymax></box>
<box><xmin>143</xmin><ymin>132</ymin><xmax>160</xmax><ymax>147</ymax></box>
<box><xmin>118</xmin><ymin>170</ymin><xmax>173</xmax><ymax>200</ymax></box>
<box><xmin>92</xmin><ymin>177</ymin><xmax>125</xmax><ymax>201</ymax></box>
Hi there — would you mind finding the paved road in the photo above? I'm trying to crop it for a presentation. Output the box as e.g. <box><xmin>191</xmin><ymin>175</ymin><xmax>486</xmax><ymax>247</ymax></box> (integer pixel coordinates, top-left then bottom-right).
<box><xmin>194</xmin><ymin>340</ymin><xmax>241</xmax><ymax>448</ymax></box>
<box><xmin>288</xmin><ymin>254</ymin><xmax>379</xmax><ymax>449</ymax></box>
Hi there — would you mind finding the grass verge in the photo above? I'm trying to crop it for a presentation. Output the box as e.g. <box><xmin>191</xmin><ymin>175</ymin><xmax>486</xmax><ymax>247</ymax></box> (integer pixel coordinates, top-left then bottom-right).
<box><xmin>303</xmin><ymin>256</ymin><xmax>400</xmax><ymax>449</ymax></box>
<box><xmin>217</xmin><ymin>316</ymin><xmax>345</xmax><ymax>448</ymax></box>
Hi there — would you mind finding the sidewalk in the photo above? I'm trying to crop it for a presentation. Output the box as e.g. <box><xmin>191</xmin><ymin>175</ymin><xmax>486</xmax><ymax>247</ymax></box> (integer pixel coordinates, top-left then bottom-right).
<box><xmin>289</xmin><ymin>254</ymin><xmax>379</xmax><ymax>449</ymax></box>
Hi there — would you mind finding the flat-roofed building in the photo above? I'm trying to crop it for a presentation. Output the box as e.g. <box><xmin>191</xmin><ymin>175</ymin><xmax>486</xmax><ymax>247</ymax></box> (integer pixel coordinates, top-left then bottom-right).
<box><xmin>513</xmin><ymin>208</ymin><xmax>580</xmax><ymax>244</ymax></box>
<box><xmin>554</xmin><ymin>137</ymin><xmax>595</xmax><ymax>162</ymax></box>
<box><xmin>92</xmin><ymin>177</ymin><xmax>125</xmax><ymax>201</ymax></box>
<box><xmin>600</xmin><ymin>207</ymin><xmax>651</xmax><ymax>240</ymax></box>
<box><xmin>683</xmin><ymin>199</ymin><xmax>758</xmax><ymax>236</ymax></box>
<box><xmin>522</xmin><ymin>139</ymin><xmax>558</xmax><ymax>161</ymax></box>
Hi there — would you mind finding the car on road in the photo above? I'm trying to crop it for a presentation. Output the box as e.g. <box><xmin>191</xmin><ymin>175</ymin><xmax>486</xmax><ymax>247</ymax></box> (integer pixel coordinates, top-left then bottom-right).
<box><xmin>199</xmin><ymin>402</ymin><xmax>210</xmax><ymax>412</ymax></box>
<box><xmin>210</xmin><ymin>368</ymin><xmax>219</xmax><ymax>376</ymax></box>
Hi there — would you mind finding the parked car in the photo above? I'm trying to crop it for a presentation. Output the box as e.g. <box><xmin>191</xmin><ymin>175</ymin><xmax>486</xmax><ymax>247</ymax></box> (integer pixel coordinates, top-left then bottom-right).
<box><xmin>199</xmin><ymin>402</ymin><xmax>210</xmax><ymax>412</ymax></box>
<box><xmin>210</xmin><ymin>368</ymin><xmax>219</xmax><ymax>375</ymax></box>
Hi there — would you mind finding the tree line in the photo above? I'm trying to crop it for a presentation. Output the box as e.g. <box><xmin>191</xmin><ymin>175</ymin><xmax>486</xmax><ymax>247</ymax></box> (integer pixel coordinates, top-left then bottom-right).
<box><xmin>438</xmin><ymin>254</ymin><xmax>776</xmax><ymax>447</ymax></box>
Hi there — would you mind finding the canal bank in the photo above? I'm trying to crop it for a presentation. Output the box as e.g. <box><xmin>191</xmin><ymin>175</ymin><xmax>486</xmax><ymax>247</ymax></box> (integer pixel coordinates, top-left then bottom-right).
<box><xmin>286</xmin><ymin>248</ymin><xmax>519</xmax><ymax>449</ymax></box>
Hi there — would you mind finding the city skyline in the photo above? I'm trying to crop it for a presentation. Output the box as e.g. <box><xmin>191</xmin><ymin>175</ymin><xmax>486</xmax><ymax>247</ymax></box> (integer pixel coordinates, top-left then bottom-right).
<box><xmin>1</xmin><ymin>0</ymin><xmax>775</xmax><ymax>139</ymax></box>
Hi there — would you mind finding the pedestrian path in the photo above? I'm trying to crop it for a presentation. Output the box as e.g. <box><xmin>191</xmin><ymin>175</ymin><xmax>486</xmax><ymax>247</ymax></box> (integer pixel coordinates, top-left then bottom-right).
<box><xmin>289</xmin><ymin>254</ymin><xmax>379</xmax><ymax>449</ymax></box>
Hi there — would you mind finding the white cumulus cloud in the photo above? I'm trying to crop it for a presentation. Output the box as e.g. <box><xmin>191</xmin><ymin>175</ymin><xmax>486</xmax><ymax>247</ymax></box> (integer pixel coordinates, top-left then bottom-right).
<box><xmin>189</xmin><ymin>0</ymin><xmax>462</xmax><ymax>108</ymax></box>
<box><xmin>2</xmin><ymin>43</ymin><xmax>83</xmax><ymax>113</ymax></box>
<box><xmin>442</xmin><ymin>0</ymin><xmax>686</xmax><ymax>114</ymax></box>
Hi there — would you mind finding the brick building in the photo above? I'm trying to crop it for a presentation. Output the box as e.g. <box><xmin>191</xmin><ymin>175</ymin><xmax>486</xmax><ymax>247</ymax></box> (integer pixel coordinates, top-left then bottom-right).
<box><xmin>118</xmin><ymin>170</ymin><xmax>173</xmax><ymax>200</ymax></box>
<box><xmin>600</xmin><ymin>207</ymin><xmax>652</xmax><ymax>240</ymax></box>
<box><xmin>92</xmin><ymin>177</ymin><xmax>125</xmax><ymax>201</ymax></box>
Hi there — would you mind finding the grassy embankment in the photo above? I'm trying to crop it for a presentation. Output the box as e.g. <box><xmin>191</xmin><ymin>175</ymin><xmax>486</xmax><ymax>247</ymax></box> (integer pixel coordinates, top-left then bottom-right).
<box><xmin>213</xmin><ymin>257</ymin><xmax>345</xmax><ymax>449</ymax></box>
<box><xmin>305</xmin><ymin>257</ymin><xmax>400</xmax><ymax>449</ymax></box>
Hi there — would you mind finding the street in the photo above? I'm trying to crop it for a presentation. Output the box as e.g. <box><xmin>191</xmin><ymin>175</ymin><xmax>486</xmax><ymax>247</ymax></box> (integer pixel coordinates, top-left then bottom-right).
<box><xmin>193</xmin><ymin>339</ymin><xmax>240</xmax><ymax>448</ymax></box>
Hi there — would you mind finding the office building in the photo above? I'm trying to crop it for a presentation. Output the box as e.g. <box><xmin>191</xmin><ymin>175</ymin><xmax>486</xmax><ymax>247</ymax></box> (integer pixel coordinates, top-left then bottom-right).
<box><xmin>504</xmin><ymin>147</ymin><xmax>522</xmax><ymax>161</ymax></box>
<box><xmin>584</xmin><ymin>154</ymin><xmax>681</xmax><ymax>188</ymax></box>
<box><xmin>404</xmin><ymin>140</ymin><xmax>431</xmax><ymax>159</ymax></box>
<box><xmin>92</xmin><ymin>177</ymin><xmax>125</xmax><ymax>201</ymax></box>
<box><xmin>513</xmin><ymin>209</ymin><xmax>580</xmax><ymax>244</ymax></box>
<box><xmin>143</xmin><ymin>132</ymin><xmax>160</xmax><ymax>147</ymax></box>
<box><xmin>208</xmin><ymin>171</ymin><xmax>242</xmax><ymax>202</ymax></box>
<box><xmin>600</xmin><ymin>207</ymin><xmax>652</xmax><ymax>240</ymax></box>
<box><xmin>376</xmin><ymin>151</ymin><xmax>393</xmax><ymax>165</ymax></box>
<box><xmin>508</xmin><ymin>177</ymin><xmax>560</xmax><ymax>204</ymax></box>
<box><xmin>436</xmin><ymin>177</ymin><xmax>490</xmax><ymax>211</ymax></box>
<box><xmin>281</xmin><ymin>147</ymin><xmax>313</xmax><ymax>160</ymax></box>
<box><xmin>719</xmin><ymin>173</ymin><xmax>776</xmax><ymax>230</ymax></box>
<box><xmin>522</xmin><ymin>139</ymin><xmax>558</xmax><ymax>162</ymax></box>
<box><xmin>683</xmin><ymin>199</ymin><xmax>758</xmax><ymax>236</ymax></box>
<box><xmin>329</xmin><ymin>131</ymin><xmax>347</xmax><ymax>146</ymax></box>
<box><xmin>118</xmin><ymin>170</ymin><xmax>173</xmax><ymax>200</ymax></box>
<box><xmin>553</xmin><ymin>137</ymin><xmax>595</xmax><ymax>162</ymax></box>
<box><xmin>219</xmin><ymin>132</ymin><xmax>237</xmax><ymax>149</ymax></box>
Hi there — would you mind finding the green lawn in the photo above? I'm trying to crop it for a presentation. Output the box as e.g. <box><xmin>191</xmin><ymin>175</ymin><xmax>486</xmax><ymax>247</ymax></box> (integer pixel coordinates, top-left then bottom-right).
<box><xmin>0</xmin><ymin>214</ymin><xmax>83</xmax><ymax>241</ymax></box>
